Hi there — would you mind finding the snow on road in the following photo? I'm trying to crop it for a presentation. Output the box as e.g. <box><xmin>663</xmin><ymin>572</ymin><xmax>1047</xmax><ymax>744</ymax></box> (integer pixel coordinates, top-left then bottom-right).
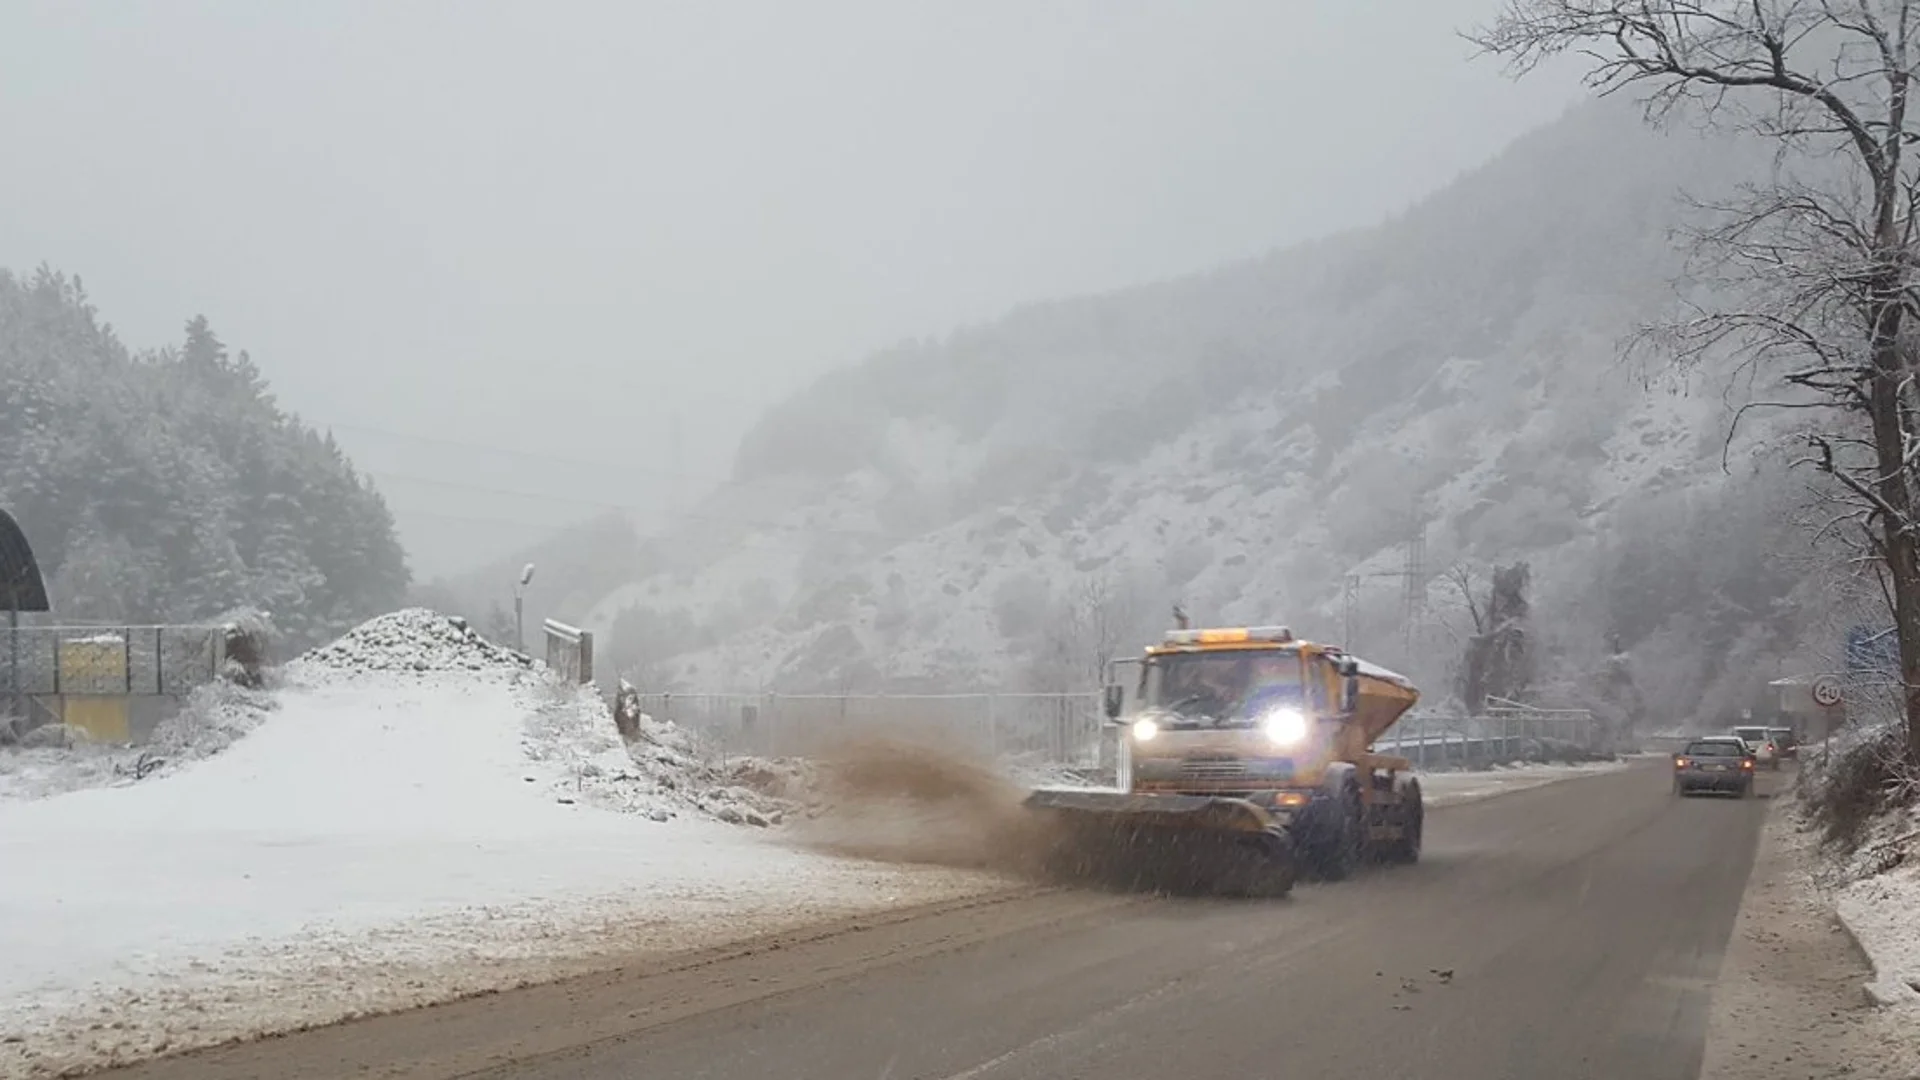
<box><xmin>0</xmin><ymin>613</ymin><xmax>1007</xmax><ymax>1079</ymax></box>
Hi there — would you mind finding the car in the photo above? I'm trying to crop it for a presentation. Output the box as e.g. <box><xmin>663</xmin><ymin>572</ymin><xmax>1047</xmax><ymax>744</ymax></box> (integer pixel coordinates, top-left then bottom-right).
<box><xmin>1674</xmin><ymin>737</ymin><xmax>1756</xmax><ymax>797</ymax></box>
<box><xmin>1731</xmin><ymin>725</ymin><xmax>1781</xmax><ymax>770</ymax></box>
<box><xmin>1769</xmin><ymin>726</ymin><xmax>1799</xmax><ymax>760</ymax></box>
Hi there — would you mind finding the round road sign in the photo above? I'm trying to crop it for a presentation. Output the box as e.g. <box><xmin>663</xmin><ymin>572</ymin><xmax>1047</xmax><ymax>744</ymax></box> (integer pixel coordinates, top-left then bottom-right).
<box><xmin>1811</xmin><ymin>677</ymin><xmax>1844</xmax><ymax>708</ymax></box>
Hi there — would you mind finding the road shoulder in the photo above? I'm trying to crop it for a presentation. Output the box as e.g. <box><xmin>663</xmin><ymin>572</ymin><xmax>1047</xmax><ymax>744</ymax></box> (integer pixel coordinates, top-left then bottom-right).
<box><xmin>1700</xmin><ymin>789</ymin><xmax>1920</xmax><ymax>1079</ymax></box>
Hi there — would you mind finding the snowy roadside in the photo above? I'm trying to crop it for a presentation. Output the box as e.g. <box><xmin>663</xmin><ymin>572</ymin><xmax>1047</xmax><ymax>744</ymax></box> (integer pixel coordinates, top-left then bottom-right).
<box><xmin>1418</xmin><ymin>759</ymin><xmax>1631</xmax><ymax>807</ymax></box>
<box><xmin>1795</xmin><ymin>722</ymin><xmax>1920</xmax><ymax>1014</ymax></box>
<box><xmin>1698</xmin><ymin>789</ymin><xmax>1920</xmax><ymax>1080</ymax></box>
<box><xmin>1834</xmin><ymin>861</ymin><xmax>1920</xmax><ymax>1006</ymax></box>
<box><xmin>1829</xmin><ymin>794</ymin><xmax>1920</xmax><ymax>1008</ymax></box>
<box><xmin>0</xmin><ymin>612</ymin><xmax>1017</xmax><ymax>1079</ymax></box>
<box><xmin>0</xmin><ymin>834</ymin><xmax>1006</xmax><ymax>1079</ymax></box>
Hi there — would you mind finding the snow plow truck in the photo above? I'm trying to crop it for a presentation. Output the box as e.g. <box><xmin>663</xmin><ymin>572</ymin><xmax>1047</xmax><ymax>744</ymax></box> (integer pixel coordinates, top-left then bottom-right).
<box><xmin>1024</xmin><ymin>624</ymin><xmax>1422</xmax><ymax>898</ymax></box>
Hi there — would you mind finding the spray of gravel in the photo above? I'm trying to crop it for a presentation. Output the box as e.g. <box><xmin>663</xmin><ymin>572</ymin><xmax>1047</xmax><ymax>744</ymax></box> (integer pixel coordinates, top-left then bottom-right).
<box><xmin>786</xmin><ymin>735</ymin><xmax>1065</xmax><ymax>878</ymax></box>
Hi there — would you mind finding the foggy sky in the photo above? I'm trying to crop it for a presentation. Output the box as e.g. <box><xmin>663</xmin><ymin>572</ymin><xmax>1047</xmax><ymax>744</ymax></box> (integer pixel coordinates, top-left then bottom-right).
<box><xmin>0</xmin><ymin>1</ymin><xmax>1582</xmax><ymax>577</ymax></box>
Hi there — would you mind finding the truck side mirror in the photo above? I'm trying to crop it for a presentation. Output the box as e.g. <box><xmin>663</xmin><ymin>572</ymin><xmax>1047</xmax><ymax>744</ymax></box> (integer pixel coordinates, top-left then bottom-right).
<box><xmin>1102</xmin><ymin>683</ymin><xmax>1124</xmax><ymax>720</ymax></box>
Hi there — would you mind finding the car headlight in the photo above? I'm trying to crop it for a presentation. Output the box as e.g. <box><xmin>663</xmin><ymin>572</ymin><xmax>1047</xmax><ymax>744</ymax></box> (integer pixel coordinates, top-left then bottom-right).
<box><xmin>1261</xmin><ymin>707</ymin><xmax>1308</xmax><ymax>747</ymax></box>
<box><xmin>1131</xmin><ymin>717</ymin><xmax>1159</xmax><ymax>742</ymax></box>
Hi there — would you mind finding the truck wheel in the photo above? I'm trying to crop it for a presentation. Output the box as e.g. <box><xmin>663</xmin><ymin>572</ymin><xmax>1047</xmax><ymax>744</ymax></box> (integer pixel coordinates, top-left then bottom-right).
<box><xmin>1314</xmin><ymin>788</ymin><xmax>1363</xmax><ymax>881</ymax></box>
<box><xmin>1384</xmin><ymin>780</ymin><xmax>1423</xmax><ymax>864</ymax></box>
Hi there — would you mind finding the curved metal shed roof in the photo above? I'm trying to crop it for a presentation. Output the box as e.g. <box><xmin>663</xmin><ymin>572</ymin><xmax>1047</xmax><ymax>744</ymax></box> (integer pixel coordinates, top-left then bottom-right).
<box><xmin>0</xmin><ymin>508</ymin><xmax>49</xmax><ymax>612</ymax></box>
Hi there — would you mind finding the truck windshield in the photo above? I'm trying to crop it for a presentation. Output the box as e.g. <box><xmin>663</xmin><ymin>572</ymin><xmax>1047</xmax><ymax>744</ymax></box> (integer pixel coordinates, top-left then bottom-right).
<box><xmin>1141</xmin><ymin>650</ymin><xmax>1306</xmax><ymax>720</ymax></box>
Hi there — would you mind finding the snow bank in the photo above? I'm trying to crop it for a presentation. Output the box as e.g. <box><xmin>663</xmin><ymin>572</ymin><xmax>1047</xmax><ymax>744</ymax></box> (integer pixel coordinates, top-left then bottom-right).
<box><xmin>1836</xmin><ymin>863</ymin><xmax>1920</xmax><ymax>1006</ymax></box>
<box><xmin>0</xmin><ymin>610</ymin><xmax>1010</xmax><ymax>1078</ymax></box>
<box><xmin>522</xmin><ymin>679</ymin><xmax>806</xmax><ymax>826</ymax></box>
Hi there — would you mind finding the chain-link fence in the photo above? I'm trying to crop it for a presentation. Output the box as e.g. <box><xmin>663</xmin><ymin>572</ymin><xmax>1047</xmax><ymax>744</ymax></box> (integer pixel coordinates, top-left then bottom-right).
<box><xmin>631</xmin><ymin>690</ymin><xmax>1106</xmax><ymax>766</ymax></box>
<box><xmin>2</xmin><ymin>625</ymin><xmax>227</xmax><ymax>698</ymax></box>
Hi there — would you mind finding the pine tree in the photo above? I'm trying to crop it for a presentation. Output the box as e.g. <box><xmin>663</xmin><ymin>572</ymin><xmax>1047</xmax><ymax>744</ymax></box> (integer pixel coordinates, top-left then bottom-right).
<box><xmin>0</xmin><ymin>268</ymin><xmax>411</xmax><ymax>648</ymax></box>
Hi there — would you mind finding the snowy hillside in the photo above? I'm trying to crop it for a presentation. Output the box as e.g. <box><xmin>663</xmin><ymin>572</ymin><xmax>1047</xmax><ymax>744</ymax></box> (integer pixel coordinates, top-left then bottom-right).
<box><xmin>584</xmin><ymin>100</ymin><xmax>1784</xmax><ymax>700</ymax></box>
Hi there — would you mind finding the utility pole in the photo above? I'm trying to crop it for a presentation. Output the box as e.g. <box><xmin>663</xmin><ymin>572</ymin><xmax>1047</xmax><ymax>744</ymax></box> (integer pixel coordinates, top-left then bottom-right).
<box><xmin>1402</xmin><ymin>509</ymin><xmax>1426</xmax><ymax>661</ymax></box>
<box><xmin>1340</xmin><ymin>497</ymin><xmax>1426</xmax><ymax>662</ymax></box>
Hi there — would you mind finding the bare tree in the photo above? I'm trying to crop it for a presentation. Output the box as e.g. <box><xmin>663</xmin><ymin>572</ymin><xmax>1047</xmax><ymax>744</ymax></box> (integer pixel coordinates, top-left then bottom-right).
<box><xmin>1470</xmin><ymin>1</ymin><xmax>1920</xmax><ymax>760</ymax></box>
<box><xmin>1022</xmin><ymin>570</ymin><xmax>1147</xmax><ymax>693</ymax></box>
<box><xmin>1442</xmin><ymin>560</ymin><xmax>1534</xmax><ymax>712</ymax></box>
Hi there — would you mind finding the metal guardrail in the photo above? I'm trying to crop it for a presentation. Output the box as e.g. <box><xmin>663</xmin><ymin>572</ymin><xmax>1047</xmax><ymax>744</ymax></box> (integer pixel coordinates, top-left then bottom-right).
<box><xmin>1378</xmin><ymin>710</ymin><xmax>1607</xmax><ymax>770</ymax></box>
<box><xmin>543</xmin><ymin>619</ymin><xmax>593</xmax><ymax>685</ymax></box>
<box><xmin>2</xmin><ymin>624</ymin><xmax>227</xmax><ymax>698</ymax></box>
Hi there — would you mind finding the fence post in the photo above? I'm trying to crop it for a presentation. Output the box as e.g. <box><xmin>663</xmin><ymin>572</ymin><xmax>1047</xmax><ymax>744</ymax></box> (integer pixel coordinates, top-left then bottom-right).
<box><xmin>986</xmin><ymin>693</ymin><xmax>999</xmax><ymax>757</ymax></box>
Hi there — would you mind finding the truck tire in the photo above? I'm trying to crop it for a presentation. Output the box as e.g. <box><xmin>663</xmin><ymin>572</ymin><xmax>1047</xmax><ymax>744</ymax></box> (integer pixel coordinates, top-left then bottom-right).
<box><xmin>1313</xmin><ymin>786</ymin><xmax>1364</xmax><ymax>881</ymax></box>
<box><xmin>1384</xmin><ymin>778</ymin><xmax>1423</xmax><ymax>865</ymax></box>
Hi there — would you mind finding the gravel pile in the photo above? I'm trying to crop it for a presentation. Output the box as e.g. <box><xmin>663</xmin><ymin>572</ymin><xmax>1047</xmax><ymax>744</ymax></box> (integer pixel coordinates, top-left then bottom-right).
<box><xmin>295</xmin><ymin>609</ymin><xmax>532</xmax><ymax>675</ymax></box>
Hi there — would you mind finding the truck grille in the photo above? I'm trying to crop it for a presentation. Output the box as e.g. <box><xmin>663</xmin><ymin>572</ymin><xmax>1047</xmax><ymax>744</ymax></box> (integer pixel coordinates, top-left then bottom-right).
<box><xmin>1179</xmin><ymin>758</ymin><xmax>1249</xmax><ymax>780</ymax></box>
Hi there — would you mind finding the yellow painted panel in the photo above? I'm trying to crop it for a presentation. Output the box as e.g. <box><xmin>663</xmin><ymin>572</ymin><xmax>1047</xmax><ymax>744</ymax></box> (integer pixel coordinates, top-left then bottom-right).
<box><xmin>63</xmin><ymin>696</ymin><xmax>129</xmax><ymax>743</ymax></box>
<box><xmin>59</xmin><ymin>638</ymin><xmax>127</xmax><ymax>695</ymax></box>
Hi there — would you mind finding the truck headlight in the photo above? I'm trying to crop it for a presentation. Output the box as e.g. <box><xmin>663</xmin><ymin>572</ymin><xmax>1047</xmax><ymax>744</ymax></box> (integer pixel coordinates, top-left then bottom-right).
<box><xmin>1262</xmin><ymin>707</ymin><xmax>1308</xmax><ymax>747</ymax></box>
<box><xmin>1131</xmin><ymin>717</ymin><xmax>1159</xmax><ymax>742</ymax></box>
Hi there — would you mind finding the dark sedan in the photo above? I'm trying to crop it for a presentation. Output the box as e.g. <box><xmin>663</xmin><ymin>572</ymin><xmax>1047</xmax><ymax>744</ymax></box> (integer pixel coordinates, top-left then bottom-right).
<box><xmin>1673</xmin><ymin>738</ymin><xmax>1755</xmax><ymax>797</ymax></box>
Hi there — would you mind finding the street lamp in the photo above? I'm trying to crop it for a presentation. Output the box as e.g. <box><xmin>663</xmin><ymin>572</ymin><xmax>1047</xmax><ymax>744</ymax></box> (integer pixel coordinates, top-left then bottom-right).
<box><xmin>514</xmin><ymin>563</ymin><xmax>536</xmax><ymax>653</ymax></box>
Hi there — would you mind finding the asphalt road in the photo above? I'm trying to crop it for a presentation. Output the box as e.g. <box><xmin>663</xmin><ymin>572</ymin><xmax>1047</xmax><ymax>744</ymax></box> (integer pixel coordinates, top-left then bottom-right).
<box><xmin>105</xmin><ymin>760</ymin><xmax>1774</xmax><ymax>1080</ymax></box>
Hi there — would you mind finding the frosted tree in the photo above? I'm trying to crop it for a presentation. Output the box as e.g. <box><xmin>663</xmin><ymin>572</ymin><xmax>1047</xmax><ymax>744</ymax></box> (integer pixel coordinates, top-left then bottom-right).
<box><xmin>1447</xmin><ymin>561</ymin><xmax>1534</xmax><ymax>713</ymax></box>
<box><xmin>0</xmin><ymin>269</ymin><xmax>409</xmax><ymax>648</ymax></box>
<box><xmin>1472</xmin><ymin>1</ymin><xmax>1920</xmax><ymax>760</ymax></box>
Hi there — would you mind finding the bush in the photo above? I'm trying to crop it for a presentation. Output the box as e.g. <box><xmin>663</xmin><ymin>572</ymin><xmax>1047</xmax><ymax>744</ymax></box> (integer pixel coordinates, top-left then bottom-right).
<box><xmin>1802</xmin><ymin>724</ymin><xmax>1919</xmax><ymax>850</ymax></box>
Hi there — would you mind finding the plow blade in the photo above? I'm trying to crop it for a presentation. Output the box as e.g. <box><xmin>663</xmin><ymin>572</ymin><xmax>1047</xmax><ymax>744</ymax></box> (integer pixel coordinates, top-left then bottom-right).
<box><xmin>1021</xmin><ymin>789</ymin><xmax>1297</xmax><ymax>898</ymax></box>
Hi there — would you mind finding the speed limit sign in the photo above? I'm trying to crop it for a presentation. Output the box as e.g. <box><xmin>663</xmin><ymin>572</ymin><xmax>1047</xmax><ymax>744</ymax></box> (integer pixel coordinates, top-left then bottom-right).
<box><xmin>1812</xmin><ymin>677</ymin><xmax>1844</xmax><ymax>708</ymax></box>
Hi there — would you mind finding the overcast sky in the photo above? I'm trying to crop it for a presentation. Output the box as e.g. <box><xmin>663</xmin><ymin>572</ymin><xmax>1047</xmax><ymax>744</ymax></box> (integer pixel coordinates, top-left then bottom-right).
<box><xmin>0</xmin><ymin>1</ymin><xmax>1583</xmax><ymax>578</ymax></box>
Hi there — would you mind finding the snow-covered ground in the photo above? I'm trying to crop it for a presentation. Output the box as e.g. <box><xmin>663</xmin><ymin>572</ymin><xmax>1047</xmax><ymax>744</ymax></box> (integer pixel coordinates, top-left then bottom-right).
<box><xmin>0</xmin><ymin>611</ymin><xmax>1008</xmax><ymax>1079</ymax></box>
<box><xmin>1835</xmin><ymin>866</ymin><xmax>1920</xmax><ymax>1007</ymax></box>
<box><xmin>1419</xmin><ymin>760</ymin><xmax>1630</xmax><ymax>807</ymax></box>
<box><xmin>1825</xmin><ymin>775</ymin><xmax>1920</xmax><ymax>1009</ymax></box>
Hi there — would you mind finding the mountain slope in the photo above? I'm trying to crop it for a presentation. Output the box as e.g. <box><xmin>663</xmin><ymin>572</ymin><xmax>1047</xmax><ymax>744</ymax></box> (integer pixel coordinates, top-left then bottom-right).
<box><xmin>584</xmin><ymin>99</ymin><xmax>1798</xmax><ymax>713</ymax></box>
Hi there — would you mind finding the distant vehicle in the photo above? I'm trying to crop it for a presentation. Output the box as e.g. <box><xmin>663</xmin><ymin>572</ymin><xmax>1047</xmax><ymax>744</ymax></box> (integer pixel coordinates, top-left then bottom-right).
<box><xmin>1674</xmin><ymin>737</ymin><xmax>1756</xmax><ymax>797</ymax></box>
<box><xmin>1731</xmin><ymin>726</ymin><xmax>1780</xmax><ymax>770</ymax></box>
<box><xmin>1768</xmin><ymin>726</ymin><xmax>1799</xmax><ymax>761</ymax></box>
